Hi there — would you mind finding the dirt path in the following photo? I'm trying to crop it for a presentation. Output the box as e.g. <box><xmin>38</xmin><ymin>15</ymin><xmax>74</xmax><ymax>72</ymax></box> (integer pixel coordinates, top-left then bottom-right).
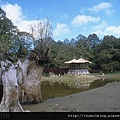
<box><xmin>23</xmin><ymin>82</ymin><xmax>120</xmax><ymax>112</ymax></box>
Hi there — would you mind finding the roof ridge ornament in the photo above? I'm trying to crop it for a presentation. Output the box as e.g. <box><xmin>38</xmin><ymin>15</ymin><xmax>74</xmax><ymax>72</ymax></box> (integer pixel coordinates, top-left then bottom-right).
<box><xmin>74</xmin><ymin>53</ymin><xmax>76</xmax><ymax>59</ymax></box>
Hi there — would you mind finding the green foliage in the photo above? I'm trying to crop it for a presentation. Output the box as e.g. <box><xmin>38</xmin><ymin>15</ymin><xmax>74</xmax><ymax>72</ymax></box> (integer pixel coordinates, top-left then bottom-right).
<box><xmin>0</xmin><ymin>7</ymin><xmax>18</xmax><ymax>53</ymax></box>
<box><xmin>0</xmin><ymin>7</ymin><xmax>33</xmax><ymax>60</ymax></box>
<box><xmin>47</xmin><ymin>34</ymin><xmax>120</xmax><ymax>72</ymax></box>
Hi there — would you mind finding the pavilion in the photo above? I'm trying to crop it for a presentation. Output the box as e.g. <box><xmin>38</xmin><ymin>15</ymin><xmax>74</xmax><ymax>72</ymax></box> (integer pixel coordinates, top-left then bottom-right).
<box><xmin>65</xmin><ymin>56</ymin><xmax>91</xmax><ymax>75</ymax></box>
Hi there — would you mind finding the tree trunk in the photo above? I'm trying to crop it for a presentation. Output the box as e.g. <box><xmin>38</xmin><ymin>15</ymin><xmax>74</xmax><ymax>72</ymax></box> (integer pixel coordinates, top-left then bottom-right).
<box><xmin>17</xmin><ymin>59</ymin><xmax>30</xmax><ymax>103</ymax></box>
<box><xmin>0</xmin><ymin>61</ymin><xmax>25</xmax><ymax>112</ymax></box>
<box><xmin>0</xmin><ymin>49</ymin><xmax>47</xmax><ymax>112</ymax></box>
<box><xmin>18</xmin><ymin>60</ymin><xmax>43</xmax><ymax>103</ymax></box>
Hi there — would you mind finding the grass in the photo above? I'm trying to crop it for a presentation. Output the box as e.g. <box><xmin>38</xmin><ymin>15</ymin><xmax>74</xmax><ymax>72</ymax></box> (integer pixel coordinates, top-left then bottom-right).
<box><xmin>41</xmin><ymin>73</ymin><xmax>100</xmax><ymax>85</ymax></box>
<box><xmin>90</xmin><ymin>72</ymin><xmax>120</xmax><ymax>89</ymax></box>
<box><xmin>104</xmin><ymin>72</ymin><xmax>120</xmax><ymax>80</ymax></box>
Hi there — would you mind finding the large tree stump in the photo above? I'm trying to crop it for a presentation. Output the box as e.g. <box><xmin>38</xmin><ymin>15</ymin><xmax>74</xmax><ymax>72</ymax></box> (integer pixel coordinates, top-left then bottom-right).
<box><xmin>0</xmin><ymin>61</ymin><xmax>25</xmax><ymax>112</ymax></box>
<box><xmin>0</xmin><ymin>47</ymin><xmax>49</xmax><ymax>108</ymax></box>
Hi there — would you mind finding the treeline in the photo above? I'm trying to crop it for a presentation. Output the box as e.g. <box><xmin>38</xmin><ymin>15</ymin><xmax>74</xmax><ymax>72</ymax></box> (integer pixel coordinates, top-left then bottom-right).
<box><xmin>0</xmin><ymin>7</ymin><xmax>120</xmax><ymax>72</ymax></box>
<box><xmin>46</xmin><ymin>34</ymin><xmax>120</xmax><ymax>72</ymax></box>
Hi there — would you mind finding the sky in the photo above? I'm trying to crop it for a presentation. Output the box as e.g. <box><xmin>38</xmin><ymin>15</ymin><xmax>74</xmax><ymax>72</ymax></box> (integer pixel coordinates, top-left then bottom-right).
<box><xmin>0</xmin><ymin>0</ymin><xmax>120</xmax><ymax>41</ymax></box>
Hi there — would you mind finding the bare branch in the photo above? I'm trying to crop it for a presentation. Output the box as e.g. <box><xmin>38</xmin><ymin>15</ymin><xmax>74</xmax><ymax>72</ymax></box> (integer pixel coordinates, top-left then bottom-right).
<box><xmin>30</xmin><ymin>18</ymin><xmax>52</xmax><ymax>52</ymax></box>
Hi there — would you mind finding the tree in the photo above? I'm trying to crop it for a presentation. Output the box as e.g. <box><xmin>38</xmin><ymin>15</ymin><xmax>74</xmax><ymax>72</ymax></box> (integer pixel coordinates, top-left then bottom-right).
<box><xmin>14</xmin><ymin>32</ymin><xmax>33</xmax><ymax>58</ymax></box>
<box><xmin>0</xmin><ymin>7</ymin><xmax>28</xmax><ymax>112</ymax></box>
<box><xmin>18</xmin><ymin>18</ymin><xmax>52</xmax><ymax>103</ymax></box>
<box><xmin>0</xmin><ymin>7</ymin><xmax>18</xmax><ymax>54</ymax></box>
<box><xmin>86</xmin><ymin>34</ymin><xmax>101</xmax><ymax>49</ymax></box>
<box><xmin>0</xmin><ymin>7</ymin><xmax>52</xmax><ymax>112</ymax></box>
<box><xmin>95</xmin><ymin>35</ymin><xmax>120</xmax><ymax>72</ymax></box>
<box><xmin>30</xmin><ymin>18</ymin><xmax>52</xmax><ymax>50</ymax></box>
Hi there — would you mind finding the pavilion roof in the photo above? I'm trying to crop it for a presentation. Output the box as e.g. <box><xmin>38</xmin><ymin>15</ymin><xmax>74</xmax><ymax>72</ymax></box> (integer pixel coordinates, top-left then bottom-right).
<box><xmin>64</xmin><ymin>58</ymin><xmax>78</xmax><ymax>64</ymax></box>
<box><xmin>77</xmin><ymin>58</ymin><xmax>91</xmax><ymax>63</ymax></box>
<box><xmin>65</xmin><ymin>57</ymin><xmax>91</xmax><ymax>64</ymax></box>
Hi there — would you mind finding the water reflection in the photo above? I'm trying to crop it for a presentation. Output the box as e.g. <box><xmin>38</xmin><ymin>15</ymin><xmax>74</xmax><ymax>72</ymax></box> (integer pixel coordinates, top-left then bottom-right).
<box><xmin>41</xmin><ymin>81</ymin><xmax>89</xmax><ymax>100</ymax></box>
<box><xmin>41</xmin><ymin>77</ymin><xmax>120</xmax><ymax>100</ymax></box>
<box><xmin>89</xmin><ymin>77</ymin><xmax>119</xmax><ymax>89</ymax></box>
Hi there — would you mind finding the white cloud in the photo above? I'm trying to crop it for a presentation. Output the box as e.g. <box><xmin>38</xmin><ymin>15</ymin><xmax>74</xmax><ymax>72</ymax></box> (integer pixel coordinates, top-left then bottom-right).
<box><xmin>105</xmin><ymin>25</ymin><xmax>120</xmax><ymax>35</ymax></box>
<box><xmin>53</xmin><ymin>22</ymin><xmax>70</xmax><ymax>36</ymax></box>
<box><xmin>105</xmin><ymin>9</ymin><xmax>115</xmax><ymax>15</ymax></box>
<box><xmin>1</xmin><ymin>3</ymin><xmax>70</xmax><ymax>39</ymax></box>
<box><xmin>94</xmin><ymin>20</ymin><xmax>108</xmax><ymax>30</ymax></box>
<box><xmin>1</xmin><ymin>2</ymin><xmax>49</xmax><ymax>35</ymax></box>
<box><xmin>88</xmin><ymin>2</ymin><xmax>112</xmax><ymax>13</ymax></box>
<box><xmin>1</xmin><ymin>2</ymin><xmax>119</xmax><ymax>40</ymax></box>
<box><xmin>1</xmin><ymin>3</ymin><xmax>32</xmax><ymax>32</ymax></box>
<box><xmin>1</xmin><ymin>3</ymin><xmax>25</xmax><ymax>24</ymax></box>
<box><xmin>92</xmin><ymin>24</ymin><xmax>120</xmax><ymax>38</ymax></box>
<box><xmin>71</xmin><ymin>15</ymin><xmax>100</xmax><ymax>27</ymax></box>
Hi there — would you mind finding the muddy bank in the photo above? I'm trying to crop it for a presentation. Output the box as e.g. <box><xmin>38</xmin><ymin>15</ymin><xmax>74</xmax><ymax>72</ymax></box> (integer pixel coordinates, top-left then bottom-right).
<box><xmin>23</xmin><ymin>82</ymin><xmax>120</xmax><ymax>112</ymax></box>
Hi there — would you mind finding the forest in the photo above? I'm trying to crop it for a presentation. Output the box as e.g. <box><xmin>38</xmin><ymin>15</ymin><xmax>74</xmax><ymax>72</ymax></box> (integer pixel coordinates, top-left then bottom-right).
<box><xmin>47</xmin><ymin>34</ymin><xmax>120</xmax><ymax>73</ymax></box>
<box><xmin>0</xmin><ymin>7</ymin><xmax>120</xmax><ymax>73</ymax></box>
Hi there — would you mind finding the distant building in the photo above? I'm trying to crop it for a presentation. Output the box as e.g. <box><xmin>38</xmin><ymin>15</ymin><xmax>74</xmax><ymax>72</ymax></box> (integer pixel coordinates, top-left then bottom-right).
<box><xmin>65</xmin><ymin>56</ymin><xmax>91</xmax><ymax>75</ymax></box>
<box><xmin>43</xmin><ymin>68</ymin><xmax>69</xmax><ymax>76</ymax></box>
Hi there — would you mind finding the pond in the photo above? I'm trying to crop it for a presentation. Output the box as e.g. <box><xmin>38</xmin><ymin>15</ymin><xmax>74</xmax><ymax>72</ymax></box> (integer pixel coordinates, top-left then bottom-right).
<box><xmin>41</xmin><ymin>76</ymin><xmax>120</xmax><ymax>100</ymax></box>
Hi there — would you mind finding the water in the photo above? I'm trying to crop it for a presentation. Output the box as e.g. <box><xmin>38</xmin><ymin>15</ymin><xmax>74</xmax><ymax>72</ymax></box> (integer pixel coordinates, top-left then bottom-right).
<box><xmin>0</xmin><ymin>74</ymin><xmax>119</xmax><ymax>103</ymax></box>
<box><xmin>41</xmin><ymin>81</ymin><xmax>89</xmax><ymax>100</ymax></box>
<box><xmin>41</xmin><ymin>77</ymin><xmax>120</xmax><ymax>101</ymax></box>
<box><xmin>90</xmin><ymin>77</ymin><xmax>119</xmax><ymax>89</ymax></box>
